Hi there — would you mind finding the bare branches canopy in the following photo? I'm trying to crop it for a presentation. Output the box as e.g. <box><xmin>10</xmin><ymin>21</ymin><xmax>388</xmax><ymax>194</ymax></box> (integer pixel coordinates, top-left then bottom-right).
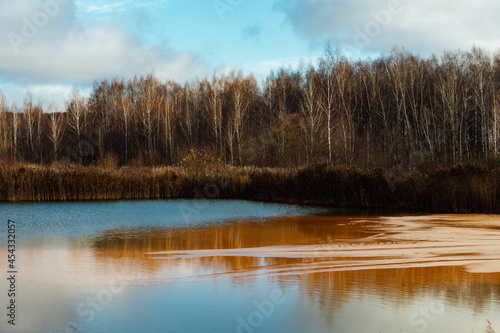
<box><xmin>1</xmin><ymin>47</ymin><xmax>500</xmax><ymax>168</ymax></box>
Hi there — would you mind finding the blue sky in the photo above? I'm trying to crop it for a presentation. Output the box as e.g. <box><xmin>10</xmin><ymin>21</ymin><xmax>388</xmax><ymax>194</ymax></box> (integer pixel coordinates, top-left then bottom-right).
<box><xmin>1</xmin><ymin>0</ymin><xmax>500</xmax><ymax>109</ymax></box>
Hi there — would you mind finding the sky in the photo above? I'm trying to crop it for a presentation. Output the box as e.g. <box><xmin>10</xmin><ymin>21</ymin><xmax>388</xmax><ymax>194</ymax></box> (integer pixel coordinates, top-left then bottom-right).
<box><xmin>1</xmin><ymin>0</ymin><xmax>500</xmax><ymax>110</ymax></box>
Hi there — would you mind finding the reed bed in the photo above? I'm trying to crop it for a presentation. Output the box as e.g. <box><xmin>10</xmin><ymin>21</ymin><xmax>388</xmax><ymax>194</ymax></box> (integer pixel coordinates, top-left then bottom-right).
<box><xmin>0</xmin><ymin>163</ymin><xmax>499</xmax><ymax>214</ymax></box>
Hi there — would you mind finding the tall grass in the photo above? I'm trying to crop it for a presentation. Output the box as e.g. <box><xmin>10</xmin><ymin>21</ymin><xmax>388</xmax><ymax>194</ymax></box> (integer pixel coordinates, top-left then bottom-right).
<box><xmin>0</xmin><ymin>162</ymin><xmax>499</xmax><ymax>213</ymax></box>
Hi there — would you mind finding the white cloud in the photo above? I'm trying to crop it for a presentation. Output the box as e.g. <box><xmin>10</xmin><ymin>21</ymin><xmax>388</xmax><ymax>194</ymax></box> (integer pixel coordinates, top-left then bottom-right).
<box><xmin>275</xmin><ymin>0</ymin><xmax>500</xmax><ymax>56</ymax></box>
<box><xmin>0</xmin><ymin>0</ymin><xmax>213</xmax><ymax>108</ymax></box>
<box><xmin>0</xmin><ymin>83</ymin><xmax>78</xmax><ymax>111</ymax></box>
<box><xmin>1</xmin><ymin>24</ymin><xmax>211</xmax><ymax>84</ymax></box>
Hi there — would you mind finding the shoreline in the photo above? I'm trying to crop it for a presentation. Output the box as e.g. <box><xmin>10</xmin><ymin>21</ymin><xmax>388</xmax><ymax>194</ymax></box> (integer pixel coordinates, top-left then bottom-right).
<box><xmin>1</xmin><ymin>162</ymin><xmax>499</xmax><ymax>214</ymax></box>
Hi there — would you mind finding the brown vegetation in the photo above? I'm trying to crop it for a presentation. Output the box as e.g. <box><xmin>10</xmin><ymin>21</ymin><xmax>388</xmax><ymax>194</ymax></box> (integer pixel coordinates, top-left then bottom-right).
<box><xmin>1</xmin><ymin>162</ymin><xmax>499</xmax><ymax>214</ymax></box>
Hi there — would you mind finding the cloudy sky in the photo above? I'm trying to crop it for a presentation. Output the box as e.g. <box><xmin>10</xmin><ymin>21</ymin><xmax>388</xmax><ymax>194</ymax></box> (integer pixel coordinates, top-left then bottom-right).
<box><xmin>1</xmin><ymin>0</ymin><xmax>499</xmax><ymax>109</ymax></box>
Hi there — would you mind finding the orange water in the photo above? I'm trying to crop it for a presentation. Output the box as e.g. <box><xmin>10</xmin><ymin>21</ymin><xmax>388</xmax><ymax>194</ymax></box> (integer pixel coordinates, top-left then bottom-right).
<box><xmin>1</xmin><ymin>203</ymin><xmax>499</xmax><ymax>333</ymax></box>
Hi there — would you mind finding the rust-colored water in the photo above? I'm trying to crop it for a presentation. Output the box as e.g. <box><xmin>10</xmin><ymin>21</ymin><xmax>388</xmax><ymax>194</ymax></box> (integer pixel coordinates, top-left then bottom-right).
<box><xmin>1</xmin><ymin>203</ymin><xmax>499</xmax><ymax>333</ymax></box>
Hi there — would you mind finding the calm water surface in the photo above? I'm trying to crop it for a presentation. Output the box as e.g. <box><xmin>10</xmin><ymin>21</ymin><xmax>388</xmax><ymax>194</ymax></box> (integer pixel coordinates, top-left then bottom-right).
<box><xmin>0</xmin><ymin>200</ymin><xmax>499</xmax><ymax>333</ymax></box>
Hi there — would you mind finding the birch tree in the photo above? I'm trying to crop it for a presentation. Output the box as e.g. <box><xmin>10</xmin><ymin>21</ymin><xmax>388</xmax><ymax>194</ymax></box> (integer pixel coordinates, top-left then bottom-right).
<box><xmin>48</xmin><ymin>103</ymin><xmax>65</xmax><ymax>161</ymax></box>
<box><xmin>162</xmin><ymin>91</ymin><xmax>175</xmax><ymax>163</ymax></box>
<box><xmin>468</xmin><ymin>47</ymin><xmax>492</xmax><ymax>157</ymax></box>
<box><xmin>333</xmin><ymin>54</ymin><xmax>356</xmax><ymax>164</ymax></box>
<box><xmin>179</xmin><ymin>83</ymin><xmax>194</xmax><ymax>147</ymax></box>
<box><xmin>118</xmin><ymin>96</ymin><xmax>133</xmax><ymax>163</ymax></box>
<box><xmin>137</xmin><ymin>75</ymin><xmax>161</xmax><ymax>162</ymax></box>
<box><xmin>205</xmin><ymin>74</ymin><xmax>223</xmax><ymax>156</ymax></box>
<box><xmin>490</xmin><ymin>89</ymin><xmax>500</xmax><ymax>154</ymax></box>
<box><xmin>66</xmin><ymin>88</ymin><xmax>88</xmax><ymax>164</ymax></box>
<box><xmin>319</xmin><ymin>51</ymin><xmax>338</xmax><ymax>163</ymax></box>
<box><xmin>299</xmin><ymin>66</ymin><xmax>322</xmax><ymax>163</ymax></box>
<box><xmin>229</xmin><ymin>73</ymin><xmax>254</xmax><ymax>165</ymax></box>
<box><xmin>0</xmin><ymin>91</ymin><xmax>9</xmax><ymax>160</ymax></box>
<box><xmin>11</xmin><ymin>104</ymin><xmax>19</xmax><ymax>159</ymax></box>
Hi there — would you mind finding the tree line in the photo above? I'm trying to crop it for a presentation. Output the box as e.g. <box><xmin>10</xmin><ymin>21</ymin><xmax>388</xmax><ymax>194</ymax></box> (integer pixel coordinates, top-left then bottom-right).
<box><xmin>1</xmin><ymin>46</ymin><xmax>500</xmax><ymax>169</ymax></box>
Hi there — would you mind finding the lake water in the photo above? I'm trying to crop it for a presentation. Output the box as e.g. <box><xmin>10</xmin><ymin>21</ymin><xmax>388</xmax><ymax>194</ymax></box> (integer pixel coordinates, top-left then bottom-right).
<box><xmin>0</xmin><ymin>200</ymin><xmax>499</xmax><ymax>333</ymax></box>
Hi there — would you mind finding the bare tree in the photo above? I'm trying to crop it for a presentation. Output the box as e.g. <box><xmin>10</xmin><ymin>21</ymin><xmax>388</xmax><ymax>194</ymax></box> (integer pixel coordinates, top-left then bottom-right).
<box><xmin>0</xmin><ymin>90</ymin><xmax>5</xmax><ymax>115</ymax></box>
<box><xmin>23</xmin><ymin>93</ymin><xmax>38</xmax><ymax>161</ymax></box>
<box><xmin>11</xmin><ymin>103</ymin><xmax>19</xmax><ymax>160</ymax></box>
<box><xmin>88</xmin><ymin>80</ymin><xmax>109</xmax><ymax>159</ymax></box>
<box><xmin>162</xmin><ymin>90</ymin><xmax>175</xmax><ymax>163</ymax></box>
<box><xmin>137</xmin><ymin>75</ymin><xmax>161</xmax><ymax>162</ymax></box>
<box><xmin>66</xmin><ymin>88</ymin><xmax>88</xmax><ymax>164</ymax></box>
<box><xmin>35</xmin><ymin>103</ymin><xmax>44</xmax><ymax>163</ymax></box>
<box><xmin>229</xmin><ymin>73</ymin><xmax>253</xmax><ymax>165</ymax></box>
<box><xmin>2</xmin><ymin>47</ymin><xmax>500</xmax><ymax>169</ymax></box>
<box><xmin>48</xmin><ymin>103</ymin><xmax>65</xmax><ymax>161</ymax></box>
<box><xmin>299</xmin><ymin>66</ymin><xmax>322</xmax><ymax>164</ymax></box>
<box><xmin>275</xmin><ymin>68</ymin><xmax>291</xmax><ymax>163</ymax></box>
<box><xmin>88</xmin><ymin>79</ymin><xmax>124</xmax><ymax>159</ymax></box>
<box><xmin>385</xmin><ymin>49</ymin><xmax>415</xmax><ymax>157</ymax></box>
<box><xmin>179</xmin><ymin>83</ymin><xmax>194</xmax><ymax>147</ymax></box>
<box><xmin>226</xmin><ymin>115</ymin><xmax>235</xmax><ymax>165</ymax></box>
<box><xmin>118</xmin><ymin>96</ymin><xmax>134</xmax><ymax>163</ymax></box>
<box><xmin>205</xmin><ymin>74</ymin><xmax>223</xmax><ymax>156</ymax></box>
<box><xmin>406</xmin><ymin>57</ymin><xmax>427</xmax><ymax>153</ymax></box>
<box><xmin>21</xmin><ymin>94</ymin><xmax>45</xmax><ymax>163</ymax></box>
<box><xmin>491</xmin><ymin>89</ymin><xmax>500</xmax><ymax>154</ymax></box>
<box><xmin>468</xmin><ymin>47</ymin><xmax>492</xmax><ymax>157</ymax></box>
<box><xmin>319</xmin><ymin>50</ymin><xmax>339</xmax><ymax>163</ymax></box>
<box><xmin>333</xmin><ymin>54</ymin><xmax>356</xmax><ymax>164</ymax></box>
<box><xmin>0</xmin><ymin>91</ymin><xmax>9</xmax><ymax>160</ymax></box>
<box><xmin>434</xmin><ymin>51</ymin><xmax>466</xmax><ymax>162</ymax></box>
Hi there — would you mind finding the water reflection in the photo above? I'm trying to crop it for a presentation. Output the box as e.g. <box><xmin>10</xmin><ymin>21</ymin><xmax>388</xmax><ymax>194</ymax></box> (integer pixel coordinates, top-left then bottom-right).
<box><xmin>87</xmin><ymin>217</ymin><xmax>500</xmax><ymax>302</ymax></box>
<box><xmin>1</xmin><ymin>213</ymin><xmax>500</xmax><ymax>333</ymax></box>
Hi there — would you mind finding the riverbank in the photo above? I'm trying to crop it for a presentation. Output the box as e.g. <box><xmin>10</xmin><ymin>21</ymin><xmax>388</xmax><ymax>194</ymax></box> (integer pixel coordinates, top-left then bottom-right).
<box><xmin>0</xmin><ymin>163</ymin><xmax>499</xmax><ymax>213</ymax></box>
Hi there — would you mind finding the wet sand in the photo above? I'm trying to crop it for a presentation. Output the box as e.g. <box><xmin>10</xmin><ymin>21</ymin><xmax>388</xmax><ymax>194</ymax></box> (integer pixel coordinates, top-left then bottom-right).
<box><xmin>146</xmin><ymin>215</ymin><xmax>500</xmax><ymax>276</ymax></box>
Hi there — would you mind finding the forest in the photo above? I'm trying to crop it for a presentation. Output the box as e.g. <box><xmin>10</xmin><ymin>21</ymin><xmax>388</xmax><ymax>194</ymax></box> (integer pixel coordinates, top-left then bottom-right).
<box><xmin>1</xmin><ymin>46</ymin><xmax>500</xmax><ymax>212</ymax></box>
<box><xmin>1</xmin><ymin>46</ymin><xmax>500</xmax><ymax>168</ymax></box>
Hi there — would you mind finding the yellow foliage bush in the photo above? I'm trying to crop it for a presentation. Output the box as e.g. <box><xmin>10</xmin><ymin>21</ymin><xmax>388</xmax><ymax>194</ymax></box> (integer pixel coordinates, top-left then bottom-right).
<box><xmin>177</xmin><ymin>149</ymin><xmax>224</xmax><ymax>177</ymax></box>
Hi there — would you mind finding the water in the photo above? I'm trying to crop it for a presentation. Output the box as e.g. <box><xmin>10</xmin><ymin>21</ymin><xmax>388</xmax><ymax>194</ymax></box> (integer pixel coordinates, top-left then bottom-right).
<box><xmin>0</xmin><ymin>200</ymin><xmax>499</xmax><ymax>333</ymax></box>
